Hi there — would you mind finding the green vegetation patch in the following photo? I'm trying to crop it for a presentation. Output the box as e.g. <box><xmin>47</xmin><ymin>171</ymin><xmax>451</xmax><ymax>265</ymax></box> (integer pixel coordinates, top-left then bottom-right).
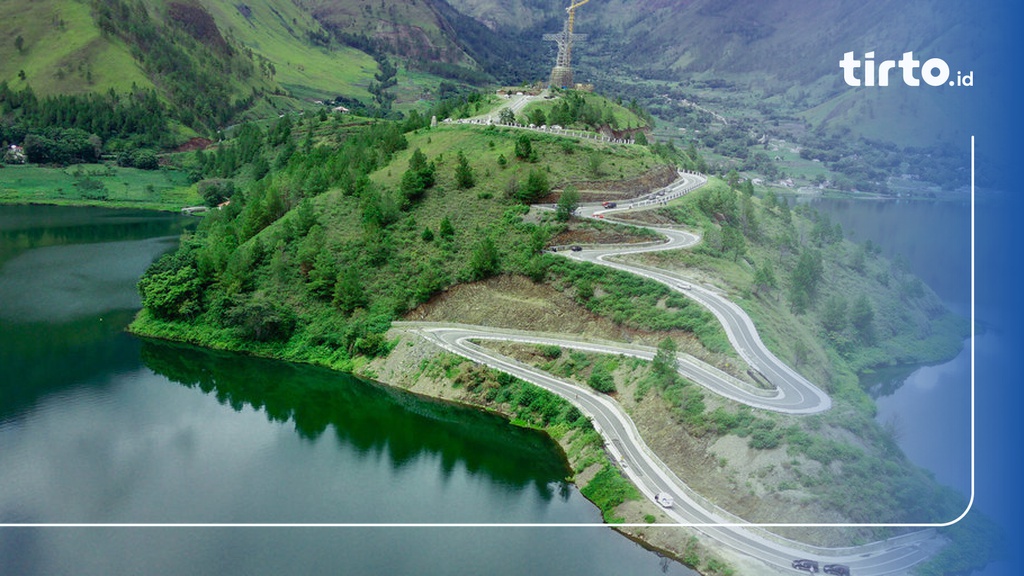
<box><xmin>0</xmin><ymin>0</ymin><xmax>152</xmax><ymax>96</ymax></box>
<box><xmin>580</xmin><ymin>465</ymin><xmax>642</xmax><ymax>523</ymax></box>
<box><xmin>639</xmin><ymin>177</ymin><xmax>967</xmax><ymax>394</ymax></box>
<box><xmin>518</xmin><ymin>90</ymin><xmax>653</xmax><ymax>133</ymax></box>
<box><xmin>0</xmin><ymin>164</ymin><xmax>197</xmax><ymax>211</ymax></box>
<box><xmin>546</xmin><ymin>258</ymin><xmax>729</xmax><ymax>354</ymax></box>
<box><xmin>201</xmin><ymin>0</ymin><xmax>377</xmax><ymax>101</ymax></box>
<box><xmin>374</xmin><ymin>124</ymin><xmax>664</xmax><ymax>196</ymax></box>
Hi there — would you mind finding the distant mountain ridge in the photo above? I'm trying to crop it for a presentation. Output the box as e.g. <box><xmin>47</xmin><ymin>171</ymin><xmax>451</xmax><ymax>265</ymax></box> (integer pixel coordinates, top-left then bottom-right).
<box><xmin>448</xmin><ymin>0</ymin><xmax>978</xmax><ymax>142</ymax></box>
<box><xmin>1</xmin><ymin>0</ymin><xmax>980</xmax><ymax>140</ymax></box>
<box><xmin>451</xmin><ymin>0</ymin><xmax>972</xmax><ymax>92</ymax></box>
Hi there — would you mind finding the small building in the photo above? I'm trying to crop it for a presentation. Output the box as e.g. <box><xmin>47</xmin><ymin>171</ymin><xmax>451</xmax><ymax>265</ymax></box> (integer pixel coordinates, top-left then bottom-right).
<box><xmin>3</xmin><ymin>145</ymin><xmax>26</xmax><ymax>164</ymax></box>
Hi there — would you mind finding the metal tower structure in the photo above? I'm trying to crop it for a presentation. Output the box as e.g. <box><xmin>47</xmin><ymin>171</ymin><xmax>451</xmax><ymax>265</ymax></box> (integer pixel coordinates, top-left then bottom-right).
<box><xmin>544</xmin><ymin>0</ymin><xmax>591</xmax><ymax>88</ymax></box>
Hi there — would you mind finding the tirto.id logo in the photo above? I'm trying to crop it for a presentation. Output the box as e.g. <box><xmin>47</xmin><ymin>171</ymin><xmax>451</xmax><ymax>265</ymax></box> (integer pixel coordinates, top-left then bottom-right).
<box><xmin>840</xmin><ymin>52</ymin><xmax>973</xmax><ymax>87</ymax></box>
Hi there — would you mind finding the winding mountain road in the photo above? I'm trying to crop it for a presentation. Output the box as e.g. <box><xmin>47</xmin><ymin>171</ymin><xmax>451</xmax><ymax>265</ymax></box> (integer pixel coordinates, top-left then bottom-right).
<box><xmin>396</xmin><ymin>171</ymin><xmax>942</xmax><ymax>574</ymax></box>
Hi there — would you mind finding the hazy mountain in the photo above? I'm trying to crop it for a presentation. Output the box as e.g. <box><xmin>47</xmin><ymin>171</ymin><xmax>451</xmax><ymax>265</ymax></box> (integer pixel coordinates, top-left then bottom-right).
<box><xmin>1</xmin><ymin>0</ymin><xmax>984</xmax><ymax>142</ymax></box>
<box><xmin>452</xmin><ymin>0</ymin><xmax>973</xmax><ymax>86</ymax></box>
<box><xmin>450</xmin><ymin>0</ymin><xmax>981</xmax><ymax>141</ymax></box>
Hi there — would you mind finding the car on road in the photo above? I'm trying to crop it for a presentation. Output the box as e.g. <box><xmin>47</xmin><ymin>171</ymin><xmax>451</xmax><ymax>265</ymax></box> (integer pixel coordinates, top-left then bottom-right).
<box><xmin>655</xmin><ymin>492</ymin><xmax>674</xmax><ymax>508</ymax></box>
<box><xmin>823</xmin><ymin>564</ymin><xmax>850</xmax><ymax>576</ymax></box>
<box><xmin>792</xmin><ymin>559</ymin><xmax>819</xmax><ymax>572</ymax></box>
<box><xmin>570</xmin><ymin>245</ymin><xmax>582</xmax><ymax>252</ymax></box>
<box><xmin>601</xmin><ymin>201</ymin><xmax>617</xmax><ymax>208</ymax></box>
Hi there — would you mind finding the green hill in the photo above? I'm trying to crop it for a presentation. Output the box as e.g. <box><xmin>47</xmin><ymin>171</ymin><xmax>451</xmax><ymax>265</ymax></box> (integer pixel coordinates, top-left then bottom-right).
<box><xmin>125</xmin><ymin>107</ymin><xmax>986</xmax><ymax>550</ymax></box>
<box><xmin>0</xmin><ymin>0</ymin><xmax>508</xmax><ymax>142</ymax></box>
<box><xmin>127</xmin><ymin>108</ymin><xmax>702</xmax><ymax>369</ymax></box>
<box><xmin>0</xmin><ymin>0</ymin><xmax>382</xmax><ymax>105</ymax></box>
<box><xmin>0</xmin><ymin>0</ymin><xmax>152</xmax><ymax>95</ymax></box>
<box><xmin>190</xmin><ymin>0</ymin><xmax>379</xmax><ymax>102</ymax></box>
<box><xmin>300</xmin><ymin>0</ymin><xmax>477</xmax><ymax>66</ymax></box>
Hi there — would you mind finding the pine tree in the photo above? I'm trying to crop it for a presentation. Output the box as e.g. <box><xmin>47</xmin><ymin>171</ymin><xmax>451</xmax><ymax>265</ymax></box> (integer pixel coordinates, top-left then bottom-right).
<box><xmin>555</xmin><ymin>185</ymin><xmax>580</xmax><ymax>222</ymax></box>
<box><xmin>514</xmin><ymin>135</ymin><xmax>533</xmax><ymax>160</ymax></box>
<box><xmin>752</xmin><ymin>261</ymin><xmax>778</xmax><ymax>296</ymax></box>
<box><xmin>454</xmin><ymin>151</ymin><xmax>475</xmax><ymax>189</ymax></box>
<box><xmin>439</xmin><ymin>216</ymin><xmax>455</xmax><ymax>239</ymax></box>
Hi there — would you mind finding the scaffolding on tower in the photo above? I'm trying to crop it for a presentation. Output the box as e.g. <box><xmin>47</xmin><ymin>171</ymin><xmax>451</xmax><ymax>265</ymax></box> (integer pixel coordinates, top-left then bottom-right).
<box><xmin>543</xmin><ymin>0</ymin><xmax>591</xmax><ymax>89</ymax></box>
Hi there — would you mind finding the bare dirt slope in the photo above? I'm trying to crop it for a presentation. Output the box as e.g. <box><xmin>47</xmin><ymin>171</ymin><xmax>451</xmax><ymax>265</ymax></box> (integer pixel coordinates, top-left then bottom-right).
<box><xmin>407</xmin><ymin>274</ymin><xmax>719</xmax><ymax>360</ymax></box>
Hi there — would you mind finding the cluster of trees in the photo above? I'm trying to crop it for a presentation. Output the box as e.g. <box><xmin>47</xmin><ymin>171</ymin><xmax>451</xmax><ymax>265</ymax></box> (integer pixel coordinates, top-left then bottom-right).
<box><xmin>516</xmin><ymin>169</ymin><xmax>550</xmax><ymax>203</ymax></box>
<box><xmin>116</xmin><ymin>148</ymin><xmax>159</xmax><ymax>170</ymax></box>
<box><xmin>141</xmin><ymin>108</ymin><xmax>546</xmax><ymax>361</ymax></box>
<box><xmin>400</xmin><ymin>148</ymin><xmax>437</xmax><ymax>201</ymax></box>
<box><xmin>521</xmin><ymin>91</ymin><xmax>650</xmax><ymax>132</ymax></box>
<box><xmin>0</xmin><ymin>83</ymin><xmax>171</xmax><ymax>163</ymax></box>
<box><xmin>367</xmin><ymin>55</ymin><xmax>398</xmax><ymax>117</ymax></box>
<box><xmin>799</xmin><ymin>130</ymin><xmax>964</xmax><ymax>193</ymax></box>
<box><xmin>693</xmin><ymin>177</ymin><xmax>750</xmax><ymax>261</ymax></box>
<box><xmin>820</xmin><ymin>293</ymin><xmax>875</xmax><ymax>344</ymax></box>
<box><xmin>788</xmin><ymin>249</ymin><xmax>823</xmax><ymax>313</ymax></box>
<box><xmin>555</xmin><ymin>185</ymin><xmax>580</xmax><ymax>222</ymax></box>
<box><xmin>20</xmin><ymin>128</ymin><xmax>101</xmax><ymax>165</ymax></box>
<box><xmin>682</xmin><ymin>179</ymin><xmax>887</xmax><ymax>355</ymax></box>
<box><xmin>454</xmin><ymin>151</ymin><xmax>475</xmax><ymax>189</ymax></box>
<box><xmin>514</xmin><ymin>134</ymin><xmax>537</xmax><ymax>162</ymax></box>
<box><xmin>191</xmin><ymin>122</ymin><xmax>274</xmax><ymax>181</ymax></box>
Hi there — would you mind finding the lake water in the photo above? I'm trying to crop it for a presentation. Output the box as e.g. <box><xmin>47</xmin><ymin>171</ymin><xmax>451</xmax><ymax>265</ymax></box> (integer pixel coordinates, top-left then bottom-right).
<box><xmin>0</xmin><ymin>197</ymin><xmax>983</xmax><ymax>572</ymax></box>
<box><xmin>0</xmin><ymin>206</ymin><xmax>695</xmax><ymax>576</ymax></box>
<box><xmin>806</xmin><ymin>197</ymin><xmax>974</xmax><ymax>496</ymax></box>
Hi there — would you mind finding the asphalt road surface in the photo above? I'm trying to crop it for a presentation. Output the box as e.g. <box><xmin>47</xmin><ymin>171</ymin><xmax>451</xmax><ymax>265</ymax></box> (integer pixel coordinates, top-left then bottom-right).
<box><xmin>397</xmin><ymin>171</ymin><xmax>943</xmax><ymax>575</ymax></box>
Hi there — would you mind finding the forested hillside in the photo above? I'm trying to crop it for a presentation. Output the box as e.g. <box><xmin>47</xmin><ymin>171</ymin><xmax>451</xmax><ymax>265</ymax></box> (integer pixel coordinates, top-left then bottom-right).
<box><xmin>128</xmin><ymin>94</ymin><xmax>707</xmax><ymax>367</ymax></box>
<box><xmin>0</xmin><ymin>0</ymin><xmax>523</xmax><ymax>148</ymax></box>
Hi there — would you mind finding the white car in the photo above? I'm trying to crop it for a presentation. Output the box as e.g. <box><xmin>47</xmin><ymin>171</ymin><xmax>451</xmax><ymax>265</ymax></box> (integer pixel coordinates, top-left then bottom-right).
<box><xmin>655</xmin><ymin>492</ymin><xmax>674</xmax><ymax>508</ymax></box>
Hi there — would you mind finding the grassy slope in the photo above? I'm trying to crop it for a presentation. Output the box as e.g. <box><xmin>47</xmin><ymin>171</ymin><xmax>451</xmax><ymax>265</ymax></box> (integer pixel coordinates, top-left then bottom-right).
<box><xmin>801</xmin><ymin>85</ymin><xmax>975</xmax><ymax>148</ymax></box>
<box><xmin>443</xmin><ymin>0</ymin><xmax>553</xmax><ymax>31</ymax></box>
<box><xmin>0</xmin><ymin>164</ymin><xmax>200</xmax><ymax>211</ymax></box>
<box><xmin>374</xmin><ymin>123</ymin><xmax>663</xmax><ymax>192</ymax></box>
<box><xmin>0</xmin><ymin>0</ymin><xmax>152</xmax><ymax>96</ymax></box>
<box><xmin>0</xmin><ymin>0</ymin><xmax>476</xmax><ymax>128</ymax></box>
<box><xmin>201</xmin><ymin>0</ymin><xmax>378</xmax><ymax>102</ymax></box>
<box><xmin>0</xmin><ymin>0</ymin><xmax>379</xmax><ymax>126</ymax></box>
<box><xmin>2</xmin><ymin>0</ymin><xmax>280</xmax><ymax>136</ymax></box>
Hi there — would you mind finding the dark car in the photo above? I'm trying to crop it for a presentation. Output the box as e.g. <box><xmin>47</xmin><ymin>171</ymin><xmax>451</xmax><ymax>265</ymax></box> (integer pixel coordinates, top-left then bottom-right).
<box><xmin>792</xmin><ymin>559</ymin><xmax>819</xmax><ymax>572</ymax></box>
<box><xmin>570</xmin><ymin>245</ymin><xmax>582</xmax><ymax>252</ymax></box>
<box><xmin>823</xmin><ymin>565</ymin><xmax>850</xmax><ymax>576</ymax></box>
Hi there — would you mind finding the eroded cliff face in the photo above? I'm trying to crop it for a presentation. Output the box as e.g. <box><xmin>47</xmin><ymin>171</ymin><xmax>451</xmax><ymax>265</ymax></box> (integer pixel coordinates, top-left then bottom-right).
<box><xmin>300</xmin><ymin>0</ymin><xmax>476</xmax><ymax>66</ymax></box>
<box><xmin>539</xmin><ymin>164</ymin><xmax>679</xmax><ymax>203</ymax></box>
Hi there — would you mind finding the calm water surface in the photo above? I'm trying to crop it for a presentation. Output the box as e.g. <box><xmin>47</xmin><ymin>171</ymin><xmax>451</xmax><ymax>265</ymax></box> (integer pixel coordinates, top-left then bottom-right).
<box><xmin>807</xmin><ymin>197</ymin><xmax>975</xmax><ymax>495</ymax></box>
<box><xmin>0</xmin><ymin>205</ymin><xmax>694</xmax><ymax>575</ymax></box>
